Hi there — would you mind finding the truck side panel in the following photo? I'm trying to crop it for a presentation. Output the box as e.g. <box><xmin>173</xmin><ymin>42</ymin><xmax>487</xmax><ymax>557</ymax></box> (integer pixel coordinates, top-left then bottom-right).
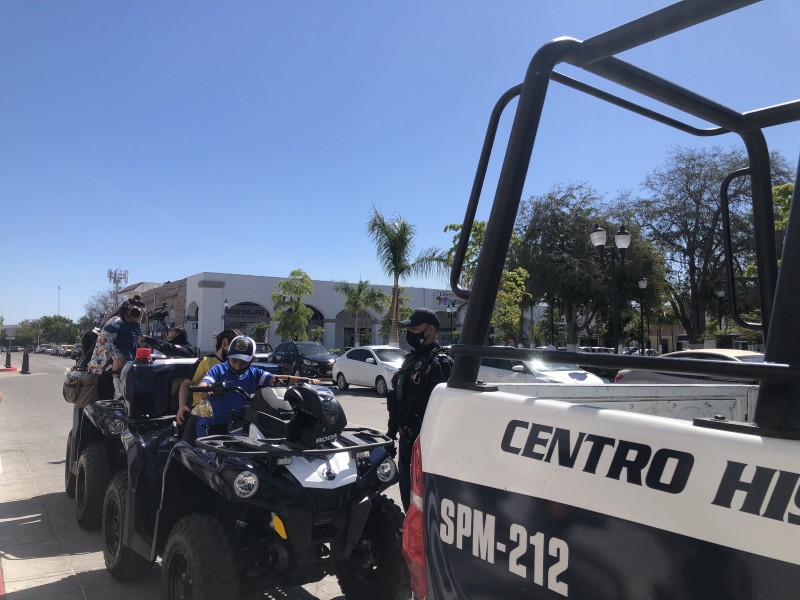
<box><xmin>420</xmin><ymin>386</ymin><xmax>800</xmax><ymax>599</ymax></box>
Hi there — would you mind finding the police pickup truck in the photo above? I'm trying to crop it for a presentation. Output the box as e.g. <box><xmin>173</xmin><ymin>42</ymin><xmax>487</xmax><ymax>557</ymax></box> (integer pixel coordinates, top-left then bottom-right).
<box><xmin>402</xmin><ymin>2</ymin><xmax>800</xmax><ymax>598</ymax></box>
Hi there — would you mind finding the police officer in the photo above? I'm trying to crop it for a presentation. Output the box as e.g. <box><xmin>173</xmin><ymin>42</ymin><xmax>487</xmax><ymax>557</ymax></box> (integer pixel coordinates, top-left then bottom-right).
<box><xmin>387</xmin><ymin>308</ymin><xmax>453</xmax><ymax>511</ymax></box>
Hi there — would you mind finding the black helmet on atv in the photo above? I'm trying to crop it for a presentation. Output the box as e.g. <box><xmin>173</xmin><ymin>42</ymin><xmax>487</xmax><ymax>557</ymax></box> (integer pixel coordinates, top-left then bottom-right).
<box><xmin>285</xmin><ymin>384</ymin><xmax>347</xmax><ymax>447</ymax></box>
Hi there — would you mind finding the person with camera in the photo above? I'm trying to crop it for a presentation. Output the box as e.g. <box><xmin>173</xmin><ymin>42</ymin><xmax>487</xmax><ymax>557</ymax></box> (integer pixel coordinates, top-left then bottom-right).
<box><xmin>386</xmin><ymin>308</ymin><xmax>453</xmax><ymax>511</ymax></box>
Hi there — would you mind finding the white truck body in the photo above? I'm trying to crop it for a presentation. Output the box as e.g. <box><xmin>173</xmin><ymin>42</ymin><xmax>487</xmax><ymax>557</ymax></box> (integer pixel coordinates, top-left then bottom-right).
<box><xmin>402</xmin><ymin>1</ymin><xmax>800</xmax><ymax>598</ymax></box>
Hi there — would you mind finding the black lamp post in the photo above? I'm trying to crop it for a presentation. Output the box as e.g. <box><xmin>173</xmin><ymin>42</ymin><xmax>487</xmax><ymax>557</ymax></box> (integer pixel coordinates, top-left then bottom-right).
<box><xmin>591</xmin><ymin>223</ymin><xmax>631</xmax><ymax>354</ymax></box>
<box><xmin>638</xmin><ymin>277</ymin><xmax>648</xmax><ymax>354</ymax></box>
<box><xmin>447</xmin><ymin>306</ymin><xmax>456</xmax><ymax>345</ymax></box>
<box><xmin>223</xmin><ymin>298</ymin><xmax>230</xmax><ymax>328</ymax></box>
<box><xmin>716</xmin><ymin>287</ymin><xmax>725</xmax><ymax>331</ymax></box>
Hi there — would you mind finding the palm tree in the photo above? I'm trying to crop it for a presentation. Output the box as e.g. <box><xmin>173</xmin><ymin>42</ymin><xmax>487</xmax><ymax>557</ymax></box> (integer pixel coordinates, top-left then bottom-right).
<box><xmin>333</xmin><ymin>280</ymin><xmax>387</xmax><ymax>347</ymax></box>
<box><xmin>367</xmin><ymin>207</ymin><xmax>449</xmax><ymax>346</ymax></box>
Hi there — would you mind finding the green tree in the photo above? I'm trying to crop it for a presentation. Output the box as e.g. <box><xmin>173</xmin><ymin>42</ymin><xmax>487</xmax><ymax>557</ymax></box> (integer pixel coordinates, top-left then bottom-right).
<box><xmin>445</xmin><ymin>221</ymin><xmax>529</xmax><ymax>344</ymax></box>
<box><xmin>636</xmin><ymin>147</ymin><xmax>792</xmax><ymax>342</ymax></box>
<box><xmin>515</xmin><ymin>184</ymin><xmax>665</xmax><ymax>349</ymax></box>
<box><xmin>333</xmin><ymin>280</ymin><xmax>387</xmax><ymax>347</ymax></box>
<box><xmin>11</xmin><ymin>320</ymin><xmax>43</xmax><ymax>347</ymax></box>
<box><xmin>367</xmin><ymin>207</ymin><xmax>449</xmax><ymax>346</ymax></box>
<box><xmin>251</xmin><ymin>321</ymin><xmax>268</xmax><ymax>344</ymax></box>
<box><xmin>492</xmin><ymin>267</ymin><xmax>530</xmax><ymax>342</ymax></box>
<box><xmin>270</xmin><ymin>270</ymin><xmax>314</xmax><ymax>341</ymax></box>
<box><xmin>39</xmin><ymin>315</ymin><xmax>79</xmax><ymax>344</ymax></box>
<box><xmin>309</xmin><ymin>327</ymin><xmax>325</xmax><ymax>344</ymax></box>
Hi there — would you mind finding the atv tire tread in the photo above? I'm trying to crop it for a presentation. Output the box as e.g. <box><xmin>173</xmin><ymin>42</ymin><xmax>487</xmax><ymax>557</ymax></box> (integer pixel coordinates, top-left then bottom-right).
<box><xmin>103</xmin><ymin>471</ymin><xmax>153</xmax><ymax>580</ymax></box>
<box><xmin>162</xmin><ymin>514</ymin><xmax>239</xmax><ymax>600</ymax></box>
<box><xmin>65</xmin><ymin>431</ymin><xmax>76</xmax><ymax>498</ymax></box>
<box><xmin>75</xmin><ymin>443</ymin><xmax>111</xmax><ymax>530</ymax></box>
<box><xmin>336</xmin><ymin>494</ymin><xmax>410</xmax><ymax>600</ymax></box>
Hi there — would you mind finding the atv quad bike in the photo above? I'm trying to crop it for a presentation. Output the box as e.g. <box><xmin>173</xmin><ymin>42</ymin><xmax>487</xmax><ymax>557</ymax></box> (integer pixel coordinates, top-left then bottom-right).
<box><xmin>101</xmin><ymin>381</ymin><xmax>410</xmax><ymax>600</ymax></box>
<box><xmin>65</xmin><ymin>355</ymin><xmax>195</xmax><ymax>529</ymax></box>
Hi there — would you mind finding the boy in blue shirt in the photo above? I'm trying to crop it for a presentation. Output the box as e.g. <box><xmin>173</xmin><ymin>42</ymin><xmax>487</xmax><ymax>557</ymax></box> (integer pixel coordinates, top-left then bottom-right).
<box><xmin>194</xmin><ymin>335</ymin><xmax>320</xmax><ymax>438</ymax></box>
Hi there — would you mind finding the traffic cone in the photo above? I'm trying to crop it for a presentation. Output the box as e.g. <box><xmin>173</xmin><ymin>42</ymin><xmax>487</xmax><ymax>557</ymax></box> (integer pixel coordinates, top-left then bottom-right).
<box><xmin>20</xmin><ymin>350</ymin><xmax>30</xmax><ymax>374</ymax></box>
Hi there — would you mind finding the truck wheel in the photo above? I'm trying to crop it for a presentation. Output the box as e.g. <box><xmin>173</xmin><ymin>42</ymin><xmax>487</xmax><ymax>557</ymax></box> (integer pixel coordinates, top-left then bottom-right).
<box><xmin>75</xmin><ymin>443</ymin><xmax>111</xmax><ymax>530</ymax></box>
<box><xmin>65</xmin><ymin>431</ymin><xmax>76</xmax><ymax>498</ymax></box>
<box><xmin>337</xmin><ymin>372</ymin><xmax>350</xmax><ymax>390</ymax></box>
<box><xmin>103</xmin><ymin>471</ymin><xmax>153</xmax><ymax>580</ymax></box>
<box><xmin>375</xmin><ymin>376</ymin><xmax>388</xmax><ymax>397</ymax></box>
<box><xmin>336</xmin><ymin>494</ymin><xmax>410</xmax><ymax>600</ymax></box>
<box><xmin>162</xmin><ymin>514</ymin><xmax>239</xmax><ymax>600</ymax></box>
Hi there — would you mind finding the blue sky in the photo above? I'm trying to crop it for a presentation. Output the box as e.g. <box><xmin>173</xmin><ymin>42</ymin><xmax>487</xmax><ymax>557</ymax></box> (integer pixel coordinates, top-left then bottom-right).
<box><xmin>1</xmin><ymin>0</ymin><xmax>798</xmax><ymax>324</ymax></box>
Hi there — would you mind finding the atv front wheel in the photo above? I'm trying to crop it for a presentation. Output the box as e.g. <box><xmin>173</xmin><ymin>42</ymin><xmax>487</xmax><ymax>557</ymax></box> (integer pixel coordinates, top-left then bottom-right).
<box><xmin>103</xmin><ymin>471</ymin><xmax>153</xmax><ymax>580</ymax></box>
<box><xmin>336</xmin><ymin>494</ymin><xmax>410</xmax><ymax>600</ymax></box>
<box><xmin>65</xmin><ymin>431</ymin><xmax>76</xmax><ymax>498</ymax></box>
<box><xmin>162</xmin><ymin>514</ymin><xmax>239</xmax><ymax>600</ymax></box>
<box><xmin>75</xmin><ymin>443</ymin><xmax>111</xmax><ymax>529</ymax></box>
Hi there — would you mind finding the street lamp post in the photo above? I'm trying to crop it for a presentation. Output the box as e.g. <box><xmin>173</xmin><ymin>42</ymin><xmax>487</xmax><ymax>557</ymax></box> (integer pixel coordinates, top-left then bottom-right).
<box><xmin>223</xmin><ymin>298</ymin><xmax>230</xmax><ymax>328</ymax></box>
<box><xmin>716</xmin><ymin>287</ymin><xmax>726</xmax><ymax>331</ymax></box>
<box><xmin>447</xmin><ymin>306</ymin><xmax>456</xmax><ymax>345</ymax></box>
<box><xmin>591</xmin><ymin>223</ymin><xmax>631</xmax><ymax>354</ymax></box>
<box><xmin>638</xmin><ymin>277</ymin><xmax>648</xmax><ymax>354</ymax></box>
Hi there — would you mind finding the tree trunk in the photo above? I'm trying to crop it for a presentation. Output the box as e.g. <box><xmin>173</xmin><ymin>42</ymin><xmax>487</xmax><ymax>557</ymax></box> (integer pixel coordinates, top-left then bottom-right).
<box><xmin>388</xmin><ymin>276</ymin><xmax>400</xmax><ymax>347</ymax></box>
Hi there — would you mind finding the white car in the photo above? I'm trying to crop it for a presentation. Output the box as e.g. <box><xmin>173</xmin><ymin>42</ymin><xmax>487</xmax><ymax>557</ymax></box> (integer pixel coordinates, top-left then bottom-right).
<box><xmin>478</xmin><ymin>356</ymin><xmax>605</xmax><ymax>385</ymax></box>
<box><xmin>614</xmin><ymin>348</ymin><xmax>764</xmax><ymax>384</ymax></box>
<box><xmin>333</xmin><ymin>345</ymin><xmax>408</xmax><ymax>396</ymax></box>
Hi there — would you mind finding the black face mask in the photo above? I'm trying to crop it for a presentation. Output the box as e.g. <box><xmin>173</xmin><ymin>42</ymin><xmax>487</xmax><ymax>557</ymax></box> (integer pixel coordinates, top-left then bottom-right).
<box><xmin>406</xmin><ymin>331</ymin><xmax>426</xmax><ymax>349</ymax></box>
<box><xmin>229</xmin><ymin>363</ymin><xmax>248</xmax><ymax>376</ymax></box>
<box><xmin>221</xmin><ymin>348</ymin><xmax>228</xmax><ymax>360</ymax></box>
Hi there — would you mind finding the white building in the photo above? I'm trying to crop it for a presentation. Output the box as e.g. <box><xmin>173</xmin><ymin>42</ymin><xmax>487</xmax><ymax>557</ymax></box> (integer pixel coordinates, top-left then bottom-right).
<box><xmin>134</xmin><ymin>272</ymin><xmax>506</xmax><ymax>354</ymax></box>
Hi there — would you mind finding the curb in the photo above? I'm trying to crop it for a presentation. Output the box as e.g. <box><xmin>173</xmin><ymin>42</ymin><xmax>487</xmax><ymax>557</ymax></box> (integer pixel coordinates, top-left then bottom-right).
<box><xmin>0</xmin><ymin>555</ymin><xmax>5</xmax><ymax>600</ymax></box>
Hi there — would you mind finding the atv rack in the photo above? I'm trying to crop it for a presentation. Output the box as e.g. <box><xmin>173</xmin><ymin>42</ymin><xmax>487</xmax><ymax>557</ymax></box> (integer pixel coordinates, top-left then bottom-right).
<box><xmin>195</xmin><ymin>428</ymin><xmax>393</xmax><ymax>458</ymax></box>
<box><xmin>448</xmin><ymin>0</ymin><xmax>800</xmax><ymax>436</ymax></box>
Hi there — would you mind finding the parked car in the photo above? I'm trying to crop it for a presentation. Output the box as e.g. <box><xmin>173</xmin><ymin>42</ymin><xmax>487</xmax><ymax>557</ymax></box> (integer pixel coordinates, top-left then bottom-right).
<box><xmin>614</xmin><ymin>348</ymin><xmax>765</xmax><ymax>384</ymax></box>
<box><xmin>71</xmin><ymin>344</ymin><xmax>83</xmax><ymax>360</ymax></box>
<box><xmin>333</xmin><ymin>345</ymin><xmax>408</xmax><ymax>395</ymax></box>
<box><xmin>254</xmin><ymin>342</ymin><xmax>274</xmax><ymax>362</ymax></box>
<box><xmin>62</xmin><ymin>344</ymin><xmax>74</xmax><ymax>357</ymax></box>
<box><xmin>478</xmin><ymin>355</ymin><xmax>605</xmax><ymax>385</ymax></box>
<box><xmin>272</xmin><ymin>340</ymin><xmax>336</xmax><ymax>381</ymax></box>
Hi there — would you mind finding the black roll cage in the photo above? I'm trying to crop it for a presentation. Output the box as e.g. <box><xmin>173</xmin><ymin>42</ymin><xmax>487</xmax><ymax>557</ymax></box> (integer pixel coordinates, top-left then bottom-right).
<box><xmin>447</xmin><ymin>0</ymin><xmax>800</xmax><ymax>435</ymax></box>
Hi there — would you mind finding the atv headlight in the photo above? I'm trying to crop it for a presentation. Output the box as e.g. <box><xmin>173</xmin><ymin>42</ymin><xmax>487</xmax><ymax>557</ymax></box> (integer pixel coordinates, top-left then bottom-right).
<box><xmin>108</xmin><ymin>418</ymin><xmax>125</xmax><ymax>435</ymax></box>
<box><xmin>376</xmin><ymin>458</ymin><xmax>397</xmax><ymax>483</ymax></box>
<box><xmin>233</xmin><ymin>471</ymin><xmax>259</xmax><ymax>498</ymax></box>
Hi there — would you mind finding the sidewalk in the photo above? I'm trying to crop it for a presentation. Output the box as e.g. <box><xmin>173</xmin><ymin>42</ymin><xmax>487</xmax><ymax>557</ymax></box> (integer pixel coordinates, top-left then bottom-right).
<box><xmin>0</xmin><ymin>356</ymin><xmax>345</xmax><ymax>600</ymax></box>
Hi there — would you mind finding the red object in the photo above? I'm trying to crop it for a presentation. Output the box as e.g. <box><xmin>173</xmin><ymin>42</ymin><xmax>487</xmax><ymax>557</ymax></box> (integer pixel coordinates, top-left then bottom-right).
<box><xmin>403</xmin><ymin>437</ymin><xmax>427</xmax><ymax>600</ymax></box>
<box><xmin>135</xmin><ymin>347</ymin><xmax>152</xmax><ymax>362</ymax></box>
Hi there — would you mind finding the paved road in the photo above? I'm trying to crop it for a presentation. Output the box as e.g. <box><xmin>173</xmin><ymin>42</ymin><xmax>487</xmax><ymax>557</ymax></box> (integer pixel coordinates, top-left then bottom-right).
<box><xmin>0</xmin><ymin>353</ymin><xmax>405</xmax><ymax>600</ymax></box>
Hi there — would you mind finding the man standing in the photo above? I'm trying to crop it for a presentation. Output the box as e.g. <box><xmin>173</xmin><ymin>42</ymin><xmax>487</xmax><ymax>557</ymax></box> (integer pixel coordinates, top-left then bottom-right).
<box><xmin>387</xmin><ymin>308</ymin><xmax>453</xmax><ymax>511</ymax></box>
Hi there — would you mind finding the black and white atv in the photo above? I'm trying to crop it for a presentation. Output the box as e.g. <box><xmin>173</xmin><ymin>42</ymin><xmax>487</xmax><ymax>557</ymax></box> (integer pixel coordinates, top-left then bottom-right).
<box><xmin>101</xmin><ymin>382</ymin><xmax>410</xmax><ymax>600</ymax></box>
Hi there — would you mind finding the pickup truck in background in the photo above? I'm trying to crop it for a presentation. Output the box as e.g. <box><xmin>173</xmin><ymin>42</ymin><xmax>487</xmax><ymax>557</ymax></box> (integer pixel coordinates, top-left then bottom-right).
<box><xmin>403</xmin><ymin>1</ymin><xmax>800</xmax><ymax>598</ymax></box>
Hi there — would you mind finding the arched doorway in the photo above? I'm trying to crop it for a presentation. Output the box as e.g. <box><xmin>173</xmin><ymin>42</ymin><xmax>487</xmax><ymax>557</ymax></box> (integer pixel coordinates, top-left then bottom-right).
<box><xmin>224</xmin><ymin>301</ymin><xmax>270</xmax><ymax>340</ymax></box>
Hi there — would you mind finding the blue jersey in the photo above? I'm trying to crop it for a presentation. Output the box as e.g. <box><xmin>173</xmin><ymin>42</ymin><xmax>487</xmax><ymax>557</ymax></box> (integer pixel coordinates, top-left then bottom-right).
<box><xmin>196</xmin><ymin>361</ymin><xmax>276</xmax><ymax>436</ymax></box>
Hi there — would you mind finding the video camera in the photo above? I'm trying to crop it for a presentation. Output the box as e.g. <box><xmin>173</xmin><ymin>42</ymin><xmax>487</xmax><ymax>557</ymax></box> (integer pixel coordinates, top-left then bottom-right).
<box><xmin>147</xmin><ymin>303</ymin><xmax>169</xmax><ymax>322</ymax></box>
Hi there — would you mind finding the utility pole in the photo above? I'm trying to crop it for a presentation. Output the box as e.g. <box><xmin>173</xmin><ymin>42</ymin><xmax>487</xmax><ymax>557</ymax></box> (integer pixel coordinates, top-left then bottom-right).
<box><xmin>58</xmin><ymin>285</ymin><xmax>61</xmax><ymax>316</ymax></box>
<box><xmin>108</xmin><ymin>268</ymin><xmax>129</xmax><ymax>309</ymax></box>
